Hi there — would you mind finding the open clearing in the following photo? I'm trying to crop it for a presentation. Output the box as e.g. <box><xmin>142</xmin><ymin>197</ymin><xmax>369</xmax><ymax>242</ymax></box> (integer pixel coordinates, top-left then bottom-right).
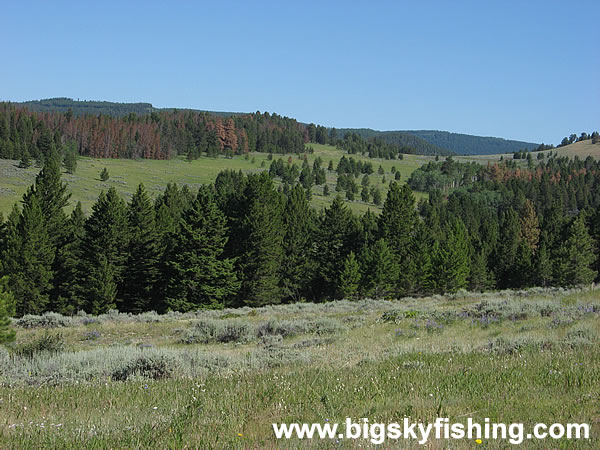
<box><xmin>0</xmin><ymin>145</ymin><xmax>426</xmax><ymax>216</ymax></box>
<box><xmin>1</xmin><ymin>287</ymin><xmax>599</xmax><ymax>448</ymax></box>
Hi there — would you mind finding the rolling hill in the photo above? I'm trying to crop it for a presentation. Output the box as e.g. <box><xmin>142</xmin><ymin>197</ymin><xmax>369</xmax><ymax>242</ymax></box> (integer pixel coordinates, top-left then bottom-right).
<box><xmin>12</xmin><ymin>97</ymin><xmax>241</xmax><ymax>118</ymax></box>
<box><xmin>338</xmin><ymin>128</ymin><xmax>539</xmax><ymax>156</ymax></box>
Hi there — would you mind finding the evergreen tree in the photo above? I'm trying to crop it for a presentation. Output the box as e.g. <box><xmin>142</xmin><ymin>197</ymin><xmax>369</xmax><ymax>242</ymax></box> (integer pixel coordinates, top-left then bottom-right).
<box><xmin>411</xmin><ymin>221</ymin><xmax>435</xmax><ymax>294</ymax></box>
<box><xmin>164</xmin><ymin>185</ymin><xmax>239</xmax><ymax>311</ymax></box>
<box><xmin>468</xmin><ymin>247</ymin><xmax>493</xmax><ymax>292</ymax></box>
<box><xmin>50</xmin><ymin>202</ymin><xmax>85</xmax><ymax>314</ymax></box>
<box><xmin>372</xmin><ymin>188</ymin><xmax>382</xmax><ymax>206</ymax></box>
<box><xmin>534</xmin><ymin>242</ymin><xmax>553</xmax><ymax>287</ymax></box>
<box><xmin>433</xmin><ymin>218</ymin><xmax>470</xmax><ymax>294</ymax></box>
<box><xmin>323</xmin><ymin>184</ymin><xmax>330</xmax><ymax>196</ymax></box>
<box><xmin>495</xmin><ymin>207</ymin><xmax>521</xmax><ymax>288</ymax></box>
<box><xmin>18</xmin><ymin>149</ymin><xmax>31</xmax><ymax>168</ymax></box>
<box><xmin>63</xmin><ymin>142</ymin><xmax>78</xmax><ymax>174</ymax></box>
<box><xmin>361</xmin><ymin>186</ymin><xmax>371</xmax><ymax>203</ymax></box>
<box><xmin>0</xmin><ymin>276</ymin><xmax>16</xmax><ymax>344</ymax></box>
<box><xmin>2</xmin><ymin>195</ymin><xmax>54</xmax><ymax>316</ymax></box>
<box><xmin>100</xmin><ymin>167</ymin><xmax>109</xmax><ymax>181</ymax></box>
<box><xmin>378</xmin><ymin>182</ymin><xmax>417</xmax><ymax>293</ymax></box>
<box><xmin>24</xmin><ymin>155</ymin><xmax>70</xmax><ymax>245</ymax></box>
<box><xmin>315</xmin><ymin>196</ymin><xmax>360</xmax><ymax>300</ymax></box>
<box><xmin>281</xmin><ymin>184</ymin><xmax>316</xmax><ymax>302</ymax></box>
<box><xmin>556</xmin><ymin>214</ymin><xmax>597</xmax><ymax>286</ymax></box>
<box><xmin>338</xmin><ymin>251</ymin><xmax>360</xmax><ymax>299</ymax></box>
<box><xmin>360</xmin><ymin>239</ymin><xmax>398</xmax><ymax>298</ymax></box>
<box><xmin>519</xmin><ymin>199</ymin><xmax>540</xmax><ymax>252</ymax></box>
<box><xmin>120</xmin><ymin>184</ymin><xmax>162</xmax><ymax>313</ymax></box>
<box><xmin>78</xmin><ymin>188</ymin><xmax>129</xmax><ymax>314</ymax></box>
<box><xmin>237</xmin><ymin>173</ymin><xmax>285</xmax><ymax>307</ymax></box>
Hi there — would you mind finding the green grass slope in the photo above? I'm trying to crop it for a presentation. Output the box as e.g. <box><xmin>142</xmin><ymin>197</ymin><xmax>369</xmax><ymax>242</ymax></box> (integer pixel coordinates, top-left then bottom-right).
<box><xmin>0</xmin><ymin>145</ymin><xmax>427</xmax><ymax>216</ymax></box>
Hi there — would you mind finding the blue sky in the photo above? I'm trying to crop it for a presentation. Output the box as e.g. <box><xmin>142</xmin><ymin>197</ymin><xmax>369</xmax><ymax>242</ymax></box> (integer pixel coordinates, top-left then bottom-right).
<box><xmin>1</xmin><ymin>0</ymin><xmax>598</xmax><ymax>144</ymax></box>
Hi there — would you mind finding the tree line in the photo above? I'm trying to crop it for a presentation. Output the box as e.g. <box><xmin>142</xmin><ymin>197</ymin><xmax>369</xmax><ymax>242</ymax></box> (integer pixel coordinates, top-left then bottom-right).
<box><xmin>0</xmin><ymin>151</ymin><xmax>599</xmax><ymax>317</ymax></box>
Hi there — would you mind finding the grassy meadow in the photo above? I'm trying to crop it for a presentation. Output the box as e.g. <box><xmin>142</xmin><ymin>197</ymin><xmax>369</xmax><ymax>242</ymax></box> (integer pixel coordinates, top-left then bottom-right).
<box><xmin>0</xmin><ymin>145</ymin><xmax>427</xmax><ymax>216</ymax></box>
<box><xmin>1</xmin><ymin>287</ymin><xmax>599</xmax><ymax>448</ymax></box>
<box><xmin>455</xmin><ymin>140</ymin><xmax>600</xmax><ymax>165</ymax></box>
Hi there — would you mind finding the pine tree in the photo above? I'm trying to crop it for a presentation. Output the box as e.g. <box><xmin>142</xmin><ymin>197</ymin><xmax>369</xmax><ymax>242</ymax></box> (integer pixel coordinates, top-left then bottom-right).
<box><xmin>100</xmin><ymin>167</ymin><xmax>109</xmax><ymax>181</ymax></box>
<box><xmin>0</xmin><ymin>277</ymin><xmax>16</xmax><ymax>344</ymax></box>
<box><xmin>468</xmin><ymin>247</ymin><xmax>493</xmax><ymax>292</ymax></box>
<box><xmin>18</xmin><ymin>149</ymin><xmax>31</xmax><ymax>168</ymax></box>
<box><xmin>534</xmin><ymin>242</ymin><xmax>553</xmax><ymax>287</ymax></box>
<box><xmin>237</xmin><ymin>173</ymin><xmax>285</xmax><ymax>307</ymax></box>
<box><xmin>378</xmin><ymin>182</ymin><xmax>417</xmax><ymax>293</ymax></box>
<box><xmin>338</xmin><ymin>251</ymin><xmax>361</xmax><ymax>299</ymax></box>
<box><xmin>519</xmin><ymin>199</ymin><xmax>540</xmax><ymax>252</ymax></box>
<box><xmin>433</xmin><ymin>218</ymin><xmax>470</xmax><ymax>294</ymax></box>
<box><xmin>323</xmin><ymin>184</ymin><xmax>330</xmax><ymax>196</ymax></box>
<box><xmin>556</xmin><ymin>214</ymin><xmax>597</xmax><ymax>286</ymax></box>
<box><xmin>315</xmin><ymin>196</ymin><xmax>360</xmax><ymax>300</ymax></box>
<box><xmin>2</xmin><ymin>195</ymin><xmax>54</xmax><ymax>315</ymax></box>
<box><xmin>120</xmin><ymin>184</ymin><xmax>161</xmax><ymax>313</ymax></box>
<box><xmin>78</xmin><ymin>188</ymin><xmax>129</xmax><ymax>314</ymax></box>
<box><xmin>495</xmin><ymin>207</ymin><xmax>521</xmax><ymax>288</ymax></box>
<box><xmin>24</xmin><ymin>155</ymin><xmax>70</xmax><ymax>245</ymax></box>
<box><xmin>164</xmin><ymin>185</ymin><xmax>239</xmax><ymax>311</ymax></box>
<box><xmin>281</xmin><ymin>184</ymin><xmax>316</xmax><ymax>302</ymax></box>
<box><xmin>63</xmin><ymin>142</ymin><xmax>78</xmax><ymax>174</ymax></box>
<box><xmin>360</xmin><ymin>239</ymin><xmax>398</xmax><ymax>298</ymax></box>
<box><xmin>411</xmin><ymin>222</ymin><xmax>435</xmax><ymax>295</ymax></box>
<box><xmin>50</xmin><ymin>202</ymin><xmax>86</xmax><ymax>314</ymax></box>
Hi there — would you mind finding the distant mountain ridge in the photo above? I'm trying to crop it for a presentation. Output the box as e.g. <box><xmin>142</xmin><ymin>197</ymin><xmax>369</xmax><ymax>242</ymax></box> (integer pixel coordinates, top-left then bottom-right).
<box><xmin>338</xmin><ymin>128</ymin><xmax>539</xmax><ymax>156</ymax></box>
<box><xmin>11</xmin><ymin>98</ymin><xmax>539</xmax><ymax>155</ymax></box>
<box><xmin>405</xmin><ymin>130</ymin><xmax>539</xmax><ymax>155</ymax></box>
<box><xmin>13</xmin><ymin>97</ymin><xmax>241</xmax><ymax>118</ymax></box>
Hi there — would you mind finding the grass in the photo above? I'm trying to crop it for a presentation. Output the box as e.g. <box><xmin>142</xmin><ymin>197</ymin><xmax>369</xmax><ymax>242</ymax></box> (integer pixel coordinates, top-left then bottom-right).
<box><xmin>455</xmin><ymin>140</ymin><xmax>600</xmax><ymax>165</ymax></box>
<box><xmin>0</xmin><ymin>145</ymin><xmax>427</xmax><ymax>216</ymax></box>
<box><xmin>1</xmin><ymin>286</ymin><xmax>599</xmax><ymax>447</ymax></box>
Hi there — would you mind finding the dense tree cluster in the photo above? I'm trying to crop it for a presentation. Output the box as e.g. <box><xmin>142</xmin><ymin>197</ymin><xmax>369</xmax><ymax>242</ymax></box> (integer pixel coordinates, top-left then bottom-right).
<box><xmin>1</xmin><ymin>151</ymin><xmax>599</xmax><ymax>316</ymax></box>
<box><xmin>407</xmin><ymin>157</ymin><xmax>480</xmax><ymax>191</ymax></box>
<box><xmin>0</xmin><ymin>103</ymin><xmax>308</xmax><ymax>161</ymax></box>
<box><xmin>336</xmin><ymin>133</ymin><xmax>411</xmax><ymax>159</ymax></box>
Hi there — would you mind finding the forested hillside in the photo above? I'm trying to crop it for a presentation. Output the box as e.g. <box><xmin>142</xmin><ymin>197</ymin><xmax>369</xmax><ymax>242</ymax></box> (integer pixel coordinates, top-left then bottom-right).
<box><xmin>16</xmin><ymin>98</ymin><xmax>154</xmax><ymax>117</ymax></box>
<box><xmin>406</xmin><ymin>130</ymin><xmax>539</xmax><ymax>155</ymax></box>
<box><xmin>336</xmin><ymin>128</ymin><xmax>451</xmax><ymax>156</ymax></box>
<box><xmin>1</xmin><ymin>150</ymin><xmax>598</xmax><ymax>316</ymax></box>
<box><xmin>339</xmin><ymin>128</ymin><xmax>540</xmax><ymax>155</ymax></box>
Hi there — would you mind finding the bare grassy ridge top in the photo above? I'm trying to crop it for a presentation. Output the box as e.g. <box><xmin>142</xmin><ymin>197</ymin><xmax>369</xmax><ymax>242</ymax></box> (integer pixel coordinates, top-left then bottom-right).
<box><xmin>1</xmin><ymin>286</ymin><xmax>599</xmax><ymax>447</ymax></box>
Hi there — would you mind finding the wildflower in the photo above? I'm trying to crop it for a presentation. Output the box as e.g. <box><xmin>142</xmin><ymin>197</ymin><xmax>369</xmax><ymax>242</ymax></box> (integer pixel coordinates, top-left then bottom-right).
<box><xmin>238</xmin><ymin>433</ymin><xmax>244</xmax><ymax>437</ymax></box>
<box><xmin>475</xmin><ymin>439</ymin><xmax>482</xmax><ymax>444</ymax></box>
<box><xmin>153</xmin><ymin>407</ymin><xmax>158</xmax><ymax>410</ymax></box>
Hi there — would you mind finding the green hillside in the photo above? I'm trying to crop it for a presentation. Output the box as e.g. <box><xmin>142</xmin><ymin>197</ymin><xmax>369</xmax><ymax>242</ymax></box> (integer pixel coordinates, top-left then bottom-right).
<box><xmin>406</xmin><ymin>129</ymin><xmax>539</xmax><ymax>155</ymax></box>
<box><xmin>12</xmin><ymin>97</ymin><xmax>241</xmax><ymax>118</ymax></box>
<box><xmin>339</xmin><ymin>128</ymin><xmax>539</xmax><ymax>156</ymax></box>
<box><xmin>0</xmin><ymin>144</ymin><xmax>426</xmax><ymax>216</ymax></box>
<box><xmin>336</xmin><ymin>128</ymin><xmax>451</xmax><ymax>156</ymax></box>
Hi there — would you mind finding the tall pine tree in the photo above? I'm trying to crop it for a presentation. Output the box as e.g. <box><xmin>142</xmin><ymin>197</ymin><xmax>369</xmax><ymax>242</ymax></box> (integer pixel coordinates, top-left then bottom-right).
<box><xmin>78</xmin><ymin>188</ymin><xmax>129</xmax><ymax>314</ymax></box>
<box><xmin>120</xmin><ymin>184</ymin><xmax>161</xmax><ymax>313</ymax></box>
<box><xmin>163</xmin><ymin>185</ymin><xmax>239</xmax><ymax>311</ymax></box>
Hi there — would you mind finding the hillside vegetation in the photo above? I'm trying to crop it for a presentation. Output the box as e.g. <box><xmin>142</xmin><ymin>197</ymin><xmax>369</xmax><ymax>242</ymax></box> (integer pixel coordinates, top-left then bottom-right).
<box><xmin>0</xmin><ymin>145</ymin><xmax>425</xmax><ymax>215</ymax></box>
<box><xmin>339</xmin><ymin>128</ymin><xmax>539</xmax><ymax>155</ymax></box>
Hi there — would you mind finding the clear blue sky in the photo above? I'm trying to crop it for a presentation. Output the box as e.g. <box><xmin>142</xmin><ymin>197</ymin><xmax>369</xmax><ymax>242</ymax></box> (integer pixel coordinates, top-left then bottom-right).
<box><xmin>1</xmin><ymin>0</ymin><xmax>598</xmax><ymax>144</ymax></box>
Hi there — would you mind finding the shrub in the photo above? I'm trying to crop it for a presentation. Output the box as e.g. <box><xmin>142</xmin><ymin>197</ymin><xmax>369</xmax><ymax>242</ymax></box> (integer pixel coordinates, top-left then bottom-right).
<box><xmin>14</xmin><ymin>332</ymin><xmax>65</xmax><ymax>358</ymax></box>
<box><xmin>15</xmin><ymin>312</ymin><xmax>72</xmax><ymax>329</ymax></box>
<box><xmin>182</xmin><ymin>319</ymin><xmax>252</xmax><ymax>344</ymax></box>
<box><xmin>112</xmin><ymin>353</ymin><xmax>179</xmax><ymax>381</ymax></box>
